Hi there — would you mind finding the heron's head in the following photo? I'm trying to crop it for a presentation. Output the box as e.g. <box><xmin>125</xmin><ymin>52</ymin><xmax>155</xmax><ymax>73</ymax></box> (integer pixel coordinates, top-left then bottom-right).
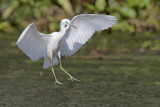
<box><xmin>61</xmin><ymin>19</ymin><xmax>76</xmax><ymax>29</ymax></box>
<box><xmin>61</xmin><ymin>19</ymin><xmax>71</xmax><ymax>25</ymax></box>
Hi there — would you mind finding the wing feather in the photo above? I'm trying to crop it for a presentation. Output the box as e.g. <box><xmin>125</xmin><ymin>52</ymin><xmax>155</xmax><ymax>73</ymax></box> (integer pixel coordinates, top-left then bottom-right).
<box><xmin>59</xmin><ymin>14</ymin><xmax>116</xmax><ymax>57</ymax></box>
<box><xmin>16</xmin><ymin>23</ymin><xmax>50</xmax><ymax>61</ymax></box>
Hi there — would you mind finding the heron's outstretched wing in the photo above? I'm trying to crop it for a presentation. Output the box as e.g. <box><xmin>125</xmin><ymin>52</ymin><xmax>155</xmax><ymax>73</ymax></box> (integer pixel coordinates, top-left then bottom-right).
<box><xmin>16</xmin><ymin>23</ymin><xmax>50</xmax><ymax>61</ymax></box>
<box><xmin>58</xmin><ymin>14</ymin><xmax>117</xmax><ymax>57</ymax></box>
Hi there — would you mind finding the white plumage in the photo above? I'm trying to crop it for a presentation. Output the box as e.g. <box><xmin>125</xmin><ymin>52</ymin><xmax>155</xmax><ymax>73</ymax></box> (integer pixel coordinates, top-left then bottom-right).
<box><xmin>17</xmin><ymin>23</ymin><xmax>48</xmax><ymax>61</ymax></box>
<box><xmin>16</xmin><ymin>14</ymin><xmax>117</xmax><ymax>84</ymax></box>
<box><xmin>59</xmin><ymin>14</ymin><xmax>116</xmax><ymax>57</ymax></box>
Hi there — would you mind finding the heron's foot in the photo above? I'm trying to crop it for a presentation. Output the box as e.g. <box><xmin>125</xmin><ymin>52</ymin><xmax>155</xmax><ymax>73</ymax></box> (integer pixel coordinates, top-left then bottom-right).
<box><xmin>55</xmin><ymin>80</ymin><xmax>63</xmax><ymax>85</ymax></box>
<box><xmin>60</xmin><ymin>66</ymin><xmax>80</xmax><ymax>81</ymax></box>
<box><xmin>68</xmin><ymin>75</ymin><xmax>80</xmax><ymax>81</ymax></box>
<box><xmin>51</xmin><ymin>67</ymin><xmax>63</xmax><ymax>85</ymax></box>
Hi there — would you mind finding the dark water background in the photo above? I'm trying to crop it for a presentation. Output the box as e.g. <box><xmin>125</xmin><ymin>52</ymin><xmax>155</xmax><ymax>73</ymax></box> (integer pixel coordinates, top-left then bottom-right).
<box><xmin>0</xmin><ymin>33</ymin><xmax>160</xmax><ymax>107</ymax></box>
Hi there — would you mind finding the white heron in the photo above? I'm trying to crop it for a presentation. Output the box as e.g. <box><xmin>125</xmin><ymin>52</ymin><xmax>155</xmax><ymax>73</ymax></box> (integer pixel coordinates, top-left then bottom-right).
<box><xmin>16</xmin><ymin>14</ymin><xmax>117</xmax><ymax>84</ymax></box>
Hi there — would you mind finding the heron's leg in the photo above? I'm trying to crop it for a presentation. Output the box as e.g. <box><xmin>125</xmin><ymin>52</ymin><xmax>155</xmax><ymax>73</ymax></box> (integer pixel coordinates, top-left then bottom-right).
<box><xmin>58</xmin><ymin>52</ymin><xmax>79</xmax><ymax>81</ymax></box>
<box><xmin>51</xmin><ymin>67</ymin><xmax>63</xmax><ymax>84</ymax></box>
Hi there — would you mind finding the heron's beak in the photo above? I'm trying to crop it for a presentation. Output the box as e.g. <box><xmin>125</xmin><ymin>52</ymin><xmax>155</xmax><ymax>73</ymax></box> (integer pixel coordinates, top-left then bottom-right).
<box><xmin>69</xmin><ymin>23</ymin><xmax>77</xmax><ymax>29</ymax></box>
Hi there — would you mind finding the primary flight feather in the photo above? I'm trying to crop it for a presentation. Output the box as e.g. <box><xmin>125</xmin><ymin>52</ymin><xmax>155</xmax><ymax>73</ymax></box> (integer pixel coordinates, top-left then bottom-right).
<box><xmin>16</xmin><ymin>14</ymin><xmax>117</xmax><ymax>84</ymax></box>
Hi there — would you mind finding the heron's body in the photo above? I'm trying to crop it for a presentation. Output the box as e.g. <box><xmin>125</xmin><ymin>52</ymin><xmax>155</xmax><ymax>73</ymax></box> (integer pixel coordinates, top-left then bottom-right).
<box><xmin>48</xmin><ymin>33</ymin><xmax>59</xmax><ymax>54</ymax></box>
<box><xmin>48</xmin><ymin>32</ymin><xmax>62</xmax><ymax>56</ymax></box>
<box><xmin>44</xmin><ymin>31</ymin><xmax>65</xmax><ymax>68</ymax></box>
<box><xmin>44</xmin><ymin>32</ymin><xmax>60</xmax><ymax>68</ymax></box>
<box><xmin>16</xmin><ymin>14</ymin><xmax>117</xmax><ymax>84</ymax></box>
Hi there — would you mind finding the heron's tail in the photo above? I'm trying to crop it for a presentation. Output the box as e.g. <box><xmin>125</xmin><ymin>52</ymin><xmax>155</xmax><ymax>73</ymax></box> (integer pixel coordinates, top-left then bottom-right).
<box><xmin>43</xmin><ymin>56</ymin><xmax>59</xmax><ymax>69</ymax></box>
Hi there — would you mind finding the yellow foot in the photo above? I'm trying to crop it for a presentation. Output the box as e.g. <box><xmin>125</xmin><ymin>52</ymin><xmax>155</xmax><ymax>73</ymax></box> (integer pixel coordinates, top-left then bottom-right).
<box><xmin>55</xmin><ymin>80</ymin><xmax>63</xmax><ymax>85</ymax></box>
<box><xmin>68</xmin><ymin>76</ymin><xmax>80</xmax><ymax>81</ymax></box>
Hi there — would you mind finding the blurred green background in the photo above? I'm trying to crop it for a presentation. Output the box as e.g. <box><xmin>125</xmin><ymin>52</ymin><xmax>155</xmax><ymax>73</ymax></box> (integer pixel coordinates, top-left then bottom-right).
<box><xmin>0</xmin><ymin>0</ymin><xmax>160</xmax><ymax>106</ymax></box>
<box><xmin>0</xmin><ymin>0</ymin><xmax>160</xmax><ymax>54</ymax></box>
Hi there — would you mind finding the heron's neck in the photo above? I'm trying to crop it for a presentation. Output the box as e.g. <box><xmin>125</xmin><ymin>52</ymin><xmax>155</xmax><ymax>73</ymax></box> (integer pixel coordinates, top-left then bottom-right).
<box><xmin>56</xmin><ymin>24</ymin><xmax>68</xmax><ymax>42</ymax></box>
<box><xmin>60</xmin><ymin>23</ymin><xmax>70</xmax><ymax>32</ymax></box>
